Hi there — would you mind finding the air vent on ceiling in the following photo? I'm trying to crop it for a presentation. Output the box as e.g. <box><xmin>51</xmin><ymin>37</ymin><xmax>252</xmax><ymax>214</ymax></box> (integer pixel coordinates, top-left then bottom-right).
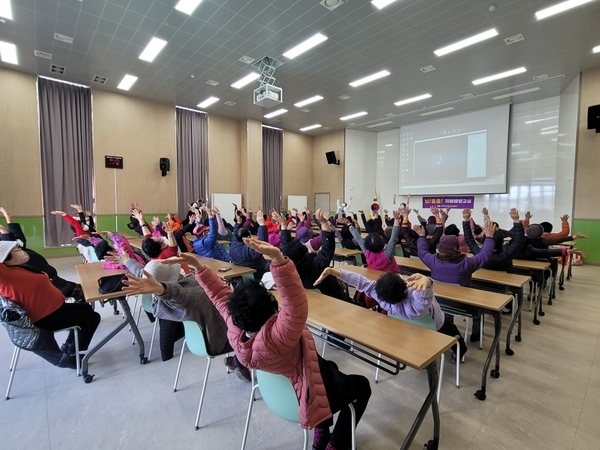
<box><xmin>34</xmin><ymin>50</ymin><xmax>52</xmax><ymax>59</ymax></box>
<box><xmin>338</xmin><ymin>95</ymin><xmax>351</xmax><ymax>100</ymax></box>
<box><xmin>420</xmin><ymin>65</ymin><xmax>436</xmax><ymax>73</ymax></box>
<box><xmin>206</xmin><ymin>79</ymin><xmax>219</xmax><ymax>86</ymax></box>
<box><xmin>92</xmin><ymin>75</ymin><xmax>107</xmax><ymax>85</ymax></box>
<box><xmin>533</xmin><ymin>74</ymin><xmax>549</xmax><ymax>81</ymax></box>
<box><xmin>320</xmin><ymin>0</ymin><xmax>345</xmax><ymax>11</ymax></box>
<box><xmin>461</xmin><ymin>93</ymin><xmax>474</xmax><ymax>99</ymax></box>
<box><xmin>50</xmin><ymin>64</ymin><xmax>65</xmax><ymax>75</ymax></box>
<box><xmin>504</xmin><ymin>33</ymin><xmax>525</xmax><ymax>45</ymax></box>
<box><xmin>385</xmin><ymin>113</ymin><xmax>395</xmax><ymax>117</ymax></box>
<box><xmin>224</xmin><ymin>101</ymin><xmax>236</xmax><ymax>106</ymax></box>
<box><xmin>54</xmin><ymin>33</ymin><xmax>73</xmax><ymax>44</ymax></box>
<box><xmin>239</xmin><ymin>55</ymin><xmax>255</xmax><ymax>64</ymax></box>
<box><xmin>300</xmin><ymin>108</ymin><xmax>311</xmax><ymax>113</ymax></box>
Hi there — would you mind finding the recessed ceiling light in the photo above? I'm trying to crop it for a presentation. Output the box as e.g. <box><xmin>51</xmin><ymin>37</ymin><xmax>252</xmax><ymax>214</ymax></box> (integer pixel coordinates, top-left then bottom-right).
<box><xmin>420</xmin><ymin>65</ymin><xmax>436</xmax><ymax>73</ymax></box>
<box><xmin>283</xmin><ymin>33</ymin><xmax>328</xmax><ymax>59</ymax></box>
<box><xmin>206</xmin><ymin>79</ymin><xmax>219</xmax><ymax>86</ymax></box>
<box><xmin>175</xmin><ymin>0</ymin><xmax>204</xmax><ymax>15</ymax></box>
<box><xmin>300</xmin><ymin>108</ymin><xmax>311</xmax><ymax>113</ymax></box>
<box><xmin>294</xmin><ymin>95</ymin><xmax>323</xmax><ymax>107</ymax></box>
<box><xmin>491</xmin><ymin>86</ymin><xmax>540</xmax><ymax>100</ymax></box>
<box><xmin>0</xmin><ymin>41</ymin><xmax>17</xmax><ymax>64</ymax></box>
<box><xmin>472</xmin><ymin>67</ymin><xmax>526</xmax><ymax>85</ymax></box>
<box><xmin>299</xmin><ymin>124</ymin><xmax>322</xmax><ymax>131</ymax></box>
<box><xmin>0</xmin><ymin>0</ymin><xmax>13</xmax><ymax>20</ymax></box>
<box><xmin>504</xmin><ymin>33</ymin><xmax>525</xmax><ymax>45</ymax></box>
<box><xmin>224</xmin><ymin>101</ymin><xmax>236</xmax><ymax>106</ymax></box>
<box><xmin>239</xmin><ymin>55</ymin><xmax>255</xmax><ymax>64</ymax></box>
<box><xmin>139</xmin><ymin>37</ymin><xmax>167</xmax><ymax>62</ymax></box>
<box><xmin>367</xmin><ymin>121</ymin><xmax>394</xmax><ymax>128</ymax></box>
<box><xmin>231</xmin><ymin>72</ymin><xmax>260</xmax><ymax>89</ymax></box>
<box><xmin>197</xmin><ymin>96</ymin><xmax>219</xmax><ymax>108</ymax></box>
<box><xmin>419</xmin><ymin>107</ymin><xmax>454</xmax><ymax>116</ymax></box>
<box><xmin>264</xmin><ymin>108</ymin><xmax>288</xmax><ymax>118</ymax></box>
<box><xmin>320</xmin><ymin>0</ymin><xmax>345</xmax><ymax>11</ymax></box>
<box><xmin>461</xmin><ymin>93</ymin><xmax>474</xmax><ymax>99</ymax></box>
<box><xmin>533</xmin><ymin>74</ymin><xmax>549</xmax><ymax>81</ymax></box>
<box><xmin>372</xmin><ymin>0</ymin><xmax>398</xmax><ymax>10</ymax></box>
<box><xmin>394</xmin><ymin>93</ymin><xmax>431</xmax><ymax>106</ymax></box>
<box><xmin>338</xmin><ymin>95</ymin><xmax>351</xmax><ymax>100</ymax></box>
<box><xmin>117</xmin><ymin>74</ymin><xmax>138</xmax><ymax>91</ymax></box>
<box><xmin>535</xmin><ymin>0</ymin><xmax>595</xmax><ymax>20</ymax></box>
<box><xmin>54</xmin><ymin>33</ymin><xmax>73</xmax><ymax>44</ymax></box>
<box><xmin>349</xmin><ymin>70</ymin><xmax>390</xmax><ymax>87</ymax></box>
<box><xmin>434</xmin><ymin>29</ymin><xmax>498</xmax><ymax>56</ymax></box>
<box><xmin>340</xmin><ymin>111</ymin><xmax>368</xmax><ymax>121</ymax></box>
<box><xmin>593</xmin><ymin>45</ymin><xmax>600</xmax><ymax>53</ymax></box>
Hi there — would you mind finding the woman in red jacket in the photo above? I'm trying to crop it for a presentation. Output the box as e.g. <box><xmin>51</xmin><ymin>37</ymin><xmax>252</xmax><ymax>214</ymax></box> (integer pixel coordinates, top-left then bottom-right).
<box><xmin>156</xmin><ymin>241</ymin><xmax>371</xmax><ymax>450</ymax></box>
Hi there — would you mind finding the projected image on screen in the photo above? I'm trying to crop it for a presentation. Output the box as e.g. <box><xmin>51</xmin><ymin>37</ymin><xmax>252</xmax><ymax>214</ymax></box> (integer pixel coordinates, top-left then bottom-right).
<box><xmin>399</xmin><ymin>105</ymin><xmax>509</xmax><ymax>195</ymax></box>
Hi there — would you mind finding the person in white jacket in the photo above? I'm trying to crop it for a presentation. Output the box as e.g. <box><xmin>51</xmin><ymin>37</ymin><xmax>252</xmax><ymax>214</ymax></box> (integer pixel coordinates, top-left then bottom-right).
<box><xmin>335</xmin><ymin>196</ymin><xmax>352</xmax><ymax>218</ymax></box>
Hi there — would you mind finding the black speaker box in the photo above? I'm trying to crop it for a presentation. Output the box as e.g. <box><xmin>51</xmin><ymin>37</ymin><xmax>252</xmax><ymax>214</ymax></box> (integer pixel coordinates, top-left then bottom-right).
<box><xmin>587</xmin><ymin>104</ymin><xmax>600</xmax><ymax>132</ymax></box>
<box><xmin>325</xmin><ymin>151</ymin><xmax>339</xmax><ymax>165</ymax></box>
<box><xmin>160</xmin><ymin>157</ymin><xmax>170</xmax><ymax>176</ymax></box>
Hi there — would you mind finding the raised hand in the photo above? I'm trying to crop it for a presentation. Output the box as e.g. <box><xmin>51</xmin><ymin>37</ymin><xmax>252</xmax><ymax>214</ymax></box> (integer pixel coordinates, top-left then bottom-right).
<box><xmin>561</xmin><ymin>214</ymin><xmax>569</xmax><ymax>222</ymax></box>
<box><xmin>314</xmin><ymin>267</ymin><xmax>339</xmax><ymax>286</ymax></box>
<box><xmin>483</xmin><ymin>219</ymin><xmax>495</xmax><ymax>237</ymax></box>
<box><xmin>162</xmin><ymin>253</ymin><xmax>205</xmax><ymax>272</ymax></box>
<box><xmin>509</xmin><ymin>208</ymin><xmax>519</xmax><ymax>222</ymax></box>
<box><xmin>393</xmin><ymin>210</ymin><xmax>402</xmax><ymax>225</ymax></box>
<box><xmin>413</xmin><ymin>224</ymin><xmax>425</xmax><ymax>237</ymax></box>
<box><xmin>70</xmin><ymin>204</ymin><xmax>83</xmax><ymax>212</ymax></box>
<box><xmin>256</xmin><ymin>208</ymin><xmax>265</xmax><ymax>226</ymax></box>
<box><xmin>51</xmin><ymin>210</ymin><xmax>66</xmax><ymax>216</ymax></box>
<box><xmin>412</xmin><ymin>208</ymin><xmax>419</xmax><ymax>214</ymax></box>
<box><xmin>573</xmin><ymin>233</ymin><xmax>588</xmax><ymax>240</ymax></box>
<box><xmin>525</xmin><ymin>211</ymin><xmax>532</xmax><ymax>221</ymax></box>
<box><xmin>406</xmin><ymin>273</ymin><xmax>431</xmax><ymax>291</ymax></box>
<box><xmin>271</xmin><ymin>211</ymin><xmax>286</xmax><ymax>229</ymax></box>
<box><xmin>482</xmin><ymin>207</ymin><xmax>489</xmax><ymax>217</ymax></box>
<box><xmin>123</xmin><ymin>270</ymin><xmax>165</xmax><ymax>296</ymax></box>
<box><xmin>243</xmin><ymin>237</ymin><xmax>284</xmax><ymax>262</ymax></box>
<box><xmin>462</xmin><ymin>209</ymin><xmax>472</xmax><ymax>221</ymax></box>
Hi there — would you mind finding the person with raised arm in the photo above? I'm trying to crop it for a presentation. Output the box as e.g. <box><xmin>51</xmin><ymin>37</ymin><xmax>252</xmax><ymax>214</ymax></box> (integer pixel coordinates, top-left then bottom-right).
<box><xmin>191</xmin><ymin>207</ymin><xmax>231</xmax><ymax>262</ymax></box>
<box><xmin>350</xmin><ymin>210</ymin><xmax>402</xmax><ymax>273</ymax></box>
<box><xmin>229</xmin><ymin>207</ymin><xmax>270</xmax><ymax>281</ymax></box>
<box><xmin>335</xmin><ymin>195</ymin><xmax>353</xmax><ymax>219</ymax></box>
<box><xmin>162</xmin><ymin>241</ymin><xmax>370</xmax><ymax>450</ymax></box>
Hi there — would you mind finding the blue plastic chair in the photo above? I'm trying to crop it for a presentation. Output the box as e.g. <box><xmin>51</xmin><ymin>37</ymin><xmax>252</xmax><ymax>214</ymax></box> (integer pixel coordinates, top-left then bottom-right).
<box><xmin>132</xmin><ymin>294</ymin><xmax>157</xmax><ymax>361</ymax></box>
<box><xmin>241</xmin><ymin>370</ymin><xmax>356</xmax><ymax>450</ymax></box>
<box><xmin>172</xmin><ymin>321</ymin><xmax>229</xmax><ymax>430</ymax></box>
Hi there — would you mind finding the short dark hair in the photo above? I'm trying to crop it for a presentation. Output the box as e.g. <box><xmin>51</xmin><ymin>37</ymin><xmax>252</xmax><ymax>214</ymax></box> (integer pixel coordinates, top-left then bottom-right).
<box><xmin>364</xmin><ymin>233</ymin><xmax>385</xmax><ymax>253</ymax></box>
<box><xmin>281</xmin><ymin>239</ymin><xmax>308</xmax><ymax>264</ymax></box>
<box><xmin>444</xmin><ymin>224</ymin><xmax>459</xmax><ymax>236</ymax></box>
<box><xmin>142</xmin><ymin>239</ymin><xmax>163</xmax><ymax>258</ymax></box>
<box><xmin>236</xmin><ymin>227</ymin><xmax>251</xmax><ymax>241</ymax></box>
<box><xmin>228</xmin><ymin>279</ymin><xmax>279</xmax><ymax>332</ymax></box>
<box><xmin>374</xmin><ymin>272</ymin><xmax>408</xmax><ymax>304</ymax></box>
<box><xmin>473</xmin><ymin>225</ymin><xmax>482</xmax><ymax>235</ymax></box>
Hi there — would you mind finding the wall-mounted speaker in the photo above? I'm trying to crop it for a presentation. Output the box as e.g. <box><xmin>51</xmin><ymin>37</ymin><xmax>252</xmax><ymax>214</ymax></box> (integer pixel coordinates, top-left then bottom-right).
<box><xmin>325</xmin><ymin>151</ymin><xmax>340</xmax><ymax>165</ymax></box>
<box><xmin>587</xmin><ymin>104</ymin><xmax>600</xmax><ymax>133</ymax></box>
<box><xmin>159</xmin><ymin>157</ymin><xmax>170</xmax><ymax>176</ymax></box>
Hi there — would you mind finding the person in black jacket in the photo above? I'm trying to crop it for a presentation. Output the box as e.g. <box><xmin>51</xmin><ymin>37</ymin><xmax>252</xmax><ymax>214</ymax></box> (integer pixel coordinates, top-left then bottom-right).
<box><xmin>0</xmin><ymin>207</ymin><xmax>86</xmax><ymax>303</ymax></box>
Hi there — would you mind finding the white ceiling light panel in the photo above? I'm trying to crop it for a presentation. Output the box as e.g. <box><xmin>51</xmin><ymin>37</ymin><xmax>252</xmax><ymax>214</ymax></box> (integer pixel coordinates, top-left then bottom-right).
<box><xmin>117</xmin><ymin>75</ymin><xmax>138</xmax><ymax>91</ymax></box>
<box><xmin>340</xmin><ymin>111</ymin><xmax>368</xmax><ymax>120</ymax></box>
<box><xmin>0</xmin><ymin>40</ymin><xmax>17</xmax><ymax>64</ymax></box>
<box><xmin>264</xmin><ymin>109</ymin><xmax>288</xmax><ymax>118</ymax></box>
<box><xmin>175</xmin><ymin>0</ymin><xmax>204</xmax><ymax>15</ymax></box>
<box><xmin>0</xmin><ymin>0</ymin><xmax>13</xmax><ymax>20</ymax></box>
<box><xmin>197</xmin><ymin>96</ymin><xmax>219</xmax><ymax>108</ymax></box>
<box><xmin>299</xmin><ymin>124</ymin><xmax>322</xmax><ymax>131</ymax></box>
<box><xmin>231</xmin><ymin>72</ymin><xmax>260</xmax><ymax>89</ymax></box>
<box><xmin>535</xmin><ymin>0</ymin><xmax>595</xmax><ymax>20</ymax></box>
<box><xmin>367</xmin><ymin>121</ymin><xmax>394</xmax><ymax>128</ymax></box>
<box><xmin>394</xmin><ymin>93</ymin><xmax>431</xmax><ymax>106</ymax></box>
<box><xmin>371</xmin><ymin>0</ymin><xmax>398</xmax><ymax>10</ymax></box>
<box><xmin>472</xmin><ymin>67</ymin><xmax>526</xmax><ymax>85</ymax></box>
<box><xmin>419</xmin><ymin>107</ymin><xmax>454</xmax><ymax>116</ymax></box>
<box><xmin>283</xmin><ymin>33</ymin><xmax>328</xmax><ymax>59</ymax></box>
<box><xmin>349</xmin><ymin>70</ymin><xmax>390</xmax><ymax>87</ymax></box>
<box><xmin>139</xmin><ymin>37</ymin><xmax>167</xmax><ymax>62</ymax></box>
<box><xmin>294</xmin><ymin>95</ymin><xmax>323</xmax><ymax>107</ymax></box>
<box><xmin>491</xmin><ymin>86</ymin><xmax>540</xmax><ymax>100</ymax></box>
<box><xmin>434</xmin><ymin>29</ymin><xmax>498</xmax><ymax>56</ymax></box>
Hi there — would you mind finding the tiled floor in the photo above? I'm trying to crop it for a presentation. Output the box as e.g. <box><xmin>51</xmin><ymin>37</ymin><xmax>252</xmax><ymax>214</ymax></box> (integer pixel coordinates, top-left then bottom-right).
<box><xmin>1</xmin><ymin>256</ymin><xmax>599</xmax><ymax>449</ymax></box>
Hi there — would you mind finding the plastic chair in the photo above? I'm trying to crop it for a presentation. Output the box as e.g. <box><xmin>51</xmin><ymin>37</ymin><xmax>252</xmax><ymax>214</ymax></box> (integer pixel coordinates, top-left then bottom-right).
<box><xmin>241</xmin><ymin>370</ymin><xmax>356</xmax><ymax>450</ymax></box>
<box><xmin>375</xmin><ymin>314</ymin><xmax>447</xmax><ymax>402</ymax></box>
<box><xmin>6</xmin><ymin>326</ymin><xmax>81</xmax><ymax>400</ymax></box>
<box><xmin>131</xmin><ymin>294</ymin><xmax>157</xmax><ymax>361</ymax></box>
<box><xmin>172</xmin><ymin>321</ymin><xmax>229</xmax><ymax>430</ymax></box>
<box><xmin>77</xmin><ymin>244</ymin><xmax>99</xmax><ymax>263</ymax></box>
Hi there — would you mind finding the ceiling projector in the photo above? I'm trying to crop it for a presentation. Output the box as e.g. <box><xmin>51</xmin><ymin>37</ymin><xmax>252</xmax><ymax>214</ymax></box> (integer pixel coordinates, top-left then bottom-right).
<box><xmin>253</xmin><ymin>85</ymin><xmax>283</xmax><ymax>108</ymax></box>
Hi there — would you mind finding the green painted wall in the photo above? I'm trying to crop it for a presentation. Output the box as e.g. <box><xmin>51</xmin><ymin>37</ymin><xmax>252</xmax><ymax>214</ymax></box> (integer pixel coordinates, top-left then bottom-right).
<box><xmin>573</xmin><ymin>219</ymin><xmax>600</xmax><ymax>264</ymax></box>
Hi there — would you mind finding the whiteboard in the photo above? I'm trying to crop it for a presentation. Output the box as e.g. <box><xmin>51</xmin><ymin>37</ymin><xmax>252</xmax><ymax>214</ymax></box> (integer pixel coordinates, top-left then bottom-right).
<box><xmin>287</xmin><ymin>195</ymin><xmax>308</xmax><ymax>213</ymax></box>
<box><xmin>211</xmin><ymin>193</ymin><xmax>242</xmax><ymax>225</ymax></box>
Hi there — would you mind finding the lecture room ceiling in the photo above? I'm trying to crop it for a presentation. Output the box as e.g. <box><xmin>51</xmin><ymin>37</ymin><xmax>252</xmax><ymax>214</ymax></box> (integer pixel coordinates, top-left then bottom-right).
<box><xmin>0</xmin><ymin>0</ymin><xmax>599</xmax><ymax>134</ymax></box>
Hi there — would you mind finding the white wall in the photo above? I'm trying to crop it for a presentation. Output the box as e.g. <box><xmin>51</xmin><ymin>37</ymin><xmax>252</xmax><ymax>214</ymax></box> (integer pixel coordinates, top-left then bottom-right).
<box><xmin>345</xmin><ymin>95</ymin><xmax>578</xmax><ymax>231</ymax></box>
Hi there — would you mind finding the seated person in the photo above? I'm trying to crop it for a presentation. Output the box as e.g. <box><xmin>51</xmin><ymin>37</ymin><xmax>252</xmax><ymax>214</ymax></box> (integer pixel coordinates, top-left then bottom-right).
<box><xmin>116</xmin><ymin>253</ymin><xmax>247</xmax><ymax>379</ymax></box>
<box><xmin>400</xmin><ymin>208</ymin><xmax>444</xmax><ymax>257</ymax></box>
<box><xmin>191</xmin><ymin>208</ymin><xmax>231</xmax><ymax>262</ymax></box>
<box><xmin>170</xmin><ymin>241</ymin><xmax>371</xmax><ymax>450</ymax></box>
<box><xmin>230</xmin><ymin>207</ymin><xmax>270</xmax><ymax>281</ymax></box>
<box><xmin>349</xmin><ymin>210</ymin><xmax>402</xmax><ymax>272</ymax></box>
<box><xmin>0</xmin><ymin>207</ymin><xmax>86</xmax><ymax>303</ymax></box>
<box><xmin>316</xmin><ymin>268</ymin><xmax>467</xmax><ymax>362</ymax></box>
<box><xmin>335</xmin><ymin>195</ymin><xmax>353</xmax><ymax>220</ymax></box>
<box><xmin>0</xmin><ymin>241</ymin><xmax>101</xmax><ymax>368</ymax></box>
<box><xmin>132</xmin><ymin>209</ymin><xmax>179</xmax><ymax>260</ymax></box>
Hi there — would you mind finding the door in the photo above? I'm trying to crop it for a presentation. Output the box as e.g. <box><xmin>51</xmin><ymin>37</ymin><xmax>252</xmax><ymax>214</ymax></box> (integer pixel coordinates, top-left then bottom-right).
<box><xmin>314</xmin><ymin>192</ymin><xmax>330</xmax><ymax>213</ymax></box>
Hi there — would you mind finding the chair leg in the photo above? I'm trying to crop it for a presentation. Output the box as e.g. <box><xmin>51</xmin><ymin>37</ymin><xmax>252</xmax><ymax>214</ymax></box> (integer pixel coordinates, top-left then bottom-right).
<box><xmin>73</xmin><ymin>328</ymin><xmax>81</xmax><ymax>377</ymax></box>
<box><xmin>464</xmin><ymin>316</ymin><xmax>470</xmax><ymax>337</ymax></box>
<box><xmin>148</xmin><ymin>319</ymin><xmax>158</xmax><ymax>361</ymax></box>
<box><xmin>437</xmin><ymin>354</ymin><xmax>445</xmax><ymax>404</ymax></box>
<box><xmin>132</xmin><ymin>302</ymin><xmax>142</xmax><ymax>345</ymax></box>
<box><xmin>241</xmin><ymin>380</ymin><xmax>260</xmax><ymax>450</ymax></box>
<box><xmin>479</xmin><ymin>315</ymin><xmax>484</xmax><ymax>350</ymax></box>
<box><xmin>374</xmin><ymin>353</ymin><xmax>382</xmax><ymax>383</ymax></box>
<box><xmin>128</xmin><ymin>295</ymin><xmax>139</xmax><ymax>333</ymax></box>
<box><xmin>173</xmin><ymin>339</ymin><xmax>186</xmax><ymax>392</ymax></box>
<box><xmin>6</xmin><ymin>346</ymin><xmax>20</xmax><ymax>400</ymax></box>
<box><xmin>194</xmin><ymin>357</ymin><xmax>213</xmax><ymax>430</ymax></box>
<box><xmin>349</xmin><ymin>403</ymin><xmax>356</xmax><ymax>450</ymax></box>
<box><xmin>455</xmin><ymin>344</ymin><xmax>460</xmax><ymax>389</ymax></box>
<box><xmin>303</xmin><ymin>428</ymin><xmax>310</xmax><ymax>450</ymax></box>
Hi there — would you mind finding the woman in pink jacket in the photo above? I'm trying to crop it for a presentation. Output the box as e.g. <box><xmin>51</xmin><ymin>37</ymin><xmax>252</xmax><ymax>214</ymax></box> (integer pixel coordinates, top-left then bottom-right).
<box><xmin>161</xmin><ymin>241</ymin><xmax>370</xmax><ymax>450</ymax></box>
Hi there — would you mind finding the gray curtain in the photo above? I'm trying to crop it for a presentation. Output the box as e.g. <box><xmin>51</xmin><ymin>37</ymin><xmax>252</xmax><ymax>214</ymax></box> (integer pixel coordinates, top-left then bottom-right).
<box><xmin>38</xmin><ymin>77</ymin><xmax>94</xmax><ymax>247</ymax></box>
<box><xmin>176</xmin><ymin>107</ymin><xmax>208</xmax><ymax>218</ymax></box>
<box><xmin>262</xmin><ymin>126</ymin><xmax>283</xmax><ymax>212</ymax></box>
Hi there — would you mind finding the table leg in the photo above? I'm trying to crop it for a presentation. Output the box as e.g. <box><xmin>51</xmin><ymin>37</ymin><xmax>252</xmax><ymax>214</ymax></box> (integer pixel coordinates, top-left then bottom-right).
<box><xmin>559</xmin><ymin>261</ymin><xmax>565</xmax><ymax>291</ymax></box>
<box><xmin>548</xmin><ymin>259</ymin><xmax>558</xmax><ymax>305</ymax></box>
<box><xmin>532</xmin><ymin>278</ymin><xmax>542</xmax><ymax>325</ymax></box>
<box><xmin>567</xmin><ymin>250</ymin><xmax>573</xmax><ymax>280</ymax></box>
<box><xmin>81</xmin><ymin>297</ymin><xmax>146</xmax><ymax>383</ymax></box>
<box><xmin>400</xmin><ymin>360</ymin><xmax>440</xmax><ymax>450</ymax></box>
<box><xmin>505</xmin><ymin>288</ymin><xmax>524</xmax><ymax>355</ymax></box>
<box><xmin>474</xmin><ymin>310</ymin><xmax>502</xmax><ymax>401</ymax></box>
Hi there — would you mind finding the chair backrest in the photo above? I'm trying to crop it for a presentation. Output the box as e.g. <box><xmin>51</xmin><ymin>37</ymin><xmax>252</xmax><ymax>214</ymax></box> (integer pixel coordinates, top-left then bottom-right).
<box><xmin>390</xmin><ymin>313</ymin><xmax>436</xmax><ymax>331</ymax></box>
<box><xmin>182</xmin><ymin>321</ymin><xmax>210</xmax><ymax>358</ymax></box>
<box><xmin>141</xmin><ymin>294</ymin><xmax>154</xmax><ymax>314</ymax></box>
<box><xmin>256</xmin><ymin>371</ymin><xmax>300</xmax><ymax>423</ymax></box>
<box><xmin>77</xmin><ymin>244</ymin><xmax>99</xmax><ymax>263</ymax></box>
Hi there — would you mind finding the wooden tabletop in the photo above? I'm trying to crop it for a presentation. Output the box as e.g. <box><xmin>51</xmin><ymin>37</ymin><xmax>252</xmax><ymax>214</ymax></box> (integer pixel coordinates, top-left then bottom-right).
<box><xmin>75</xmin><ymin>263</ymin><xmax>128</xmax><ymax>303</ymax></box>
<box><xmin>394</xmin><ymin>256</ymin><xmax>530</xmax><ymax>288</ymax></box>
<box><xmin>342</xmin><ymin>265</ymin><xmax>512</xmax><ymax>312</ymax></box>
<box><xmin>512</xmin><ymin>259</ymin><xmax>551</xmax><ymax>271</ymax></box>
<box><xmin>192</xmin><ymin>255</ymin><xmax>256</xmax><ymax>280</ymax></box>
<box><xmin>334</xmin><ymin>248</ymin><xmax>363</xmax><ymax>257</ymax></box>
<box><xmin>272</xmin><ymin>289</ymin><xmax>455</xmax><ymax>371</ymax></box>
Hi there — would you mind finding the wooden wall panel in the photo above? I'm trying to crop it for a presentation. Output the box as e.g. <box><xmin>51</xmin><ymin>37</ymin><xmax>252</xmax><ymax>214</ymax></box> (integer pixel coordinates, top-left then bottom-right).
<box><xmin>313</xmin><ymin>130</ymin><xmax>345</xmax><ymax>212</ymax></box>
<box><xmin>282</xmin><ymin>131</ymin><xmax>314</xmax><ymax>210</ymax></box>
<box><xmin>207</xmin><ymin>114</ymin><xmax>241</xmax><ymax>194</ymax></box>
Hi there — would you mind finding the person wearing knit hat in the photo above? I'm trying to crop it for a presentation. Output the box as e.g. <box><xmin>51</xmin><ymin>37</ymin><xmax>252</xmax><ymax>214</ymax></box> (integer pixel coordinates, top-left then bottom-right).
<box><xmin>0</xmin><ymin>240</ymin><xmax>100</xmax><ymax>369</ymax></box>
<box><xmin>525</xmin><ymin>223</ymin><xmax>544</xmax><ymax>240</ymax></box>
<box><xmin>438</xmin><ymin>234</ymin><xmax>461</xmax><ymax>254</ymax></box>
